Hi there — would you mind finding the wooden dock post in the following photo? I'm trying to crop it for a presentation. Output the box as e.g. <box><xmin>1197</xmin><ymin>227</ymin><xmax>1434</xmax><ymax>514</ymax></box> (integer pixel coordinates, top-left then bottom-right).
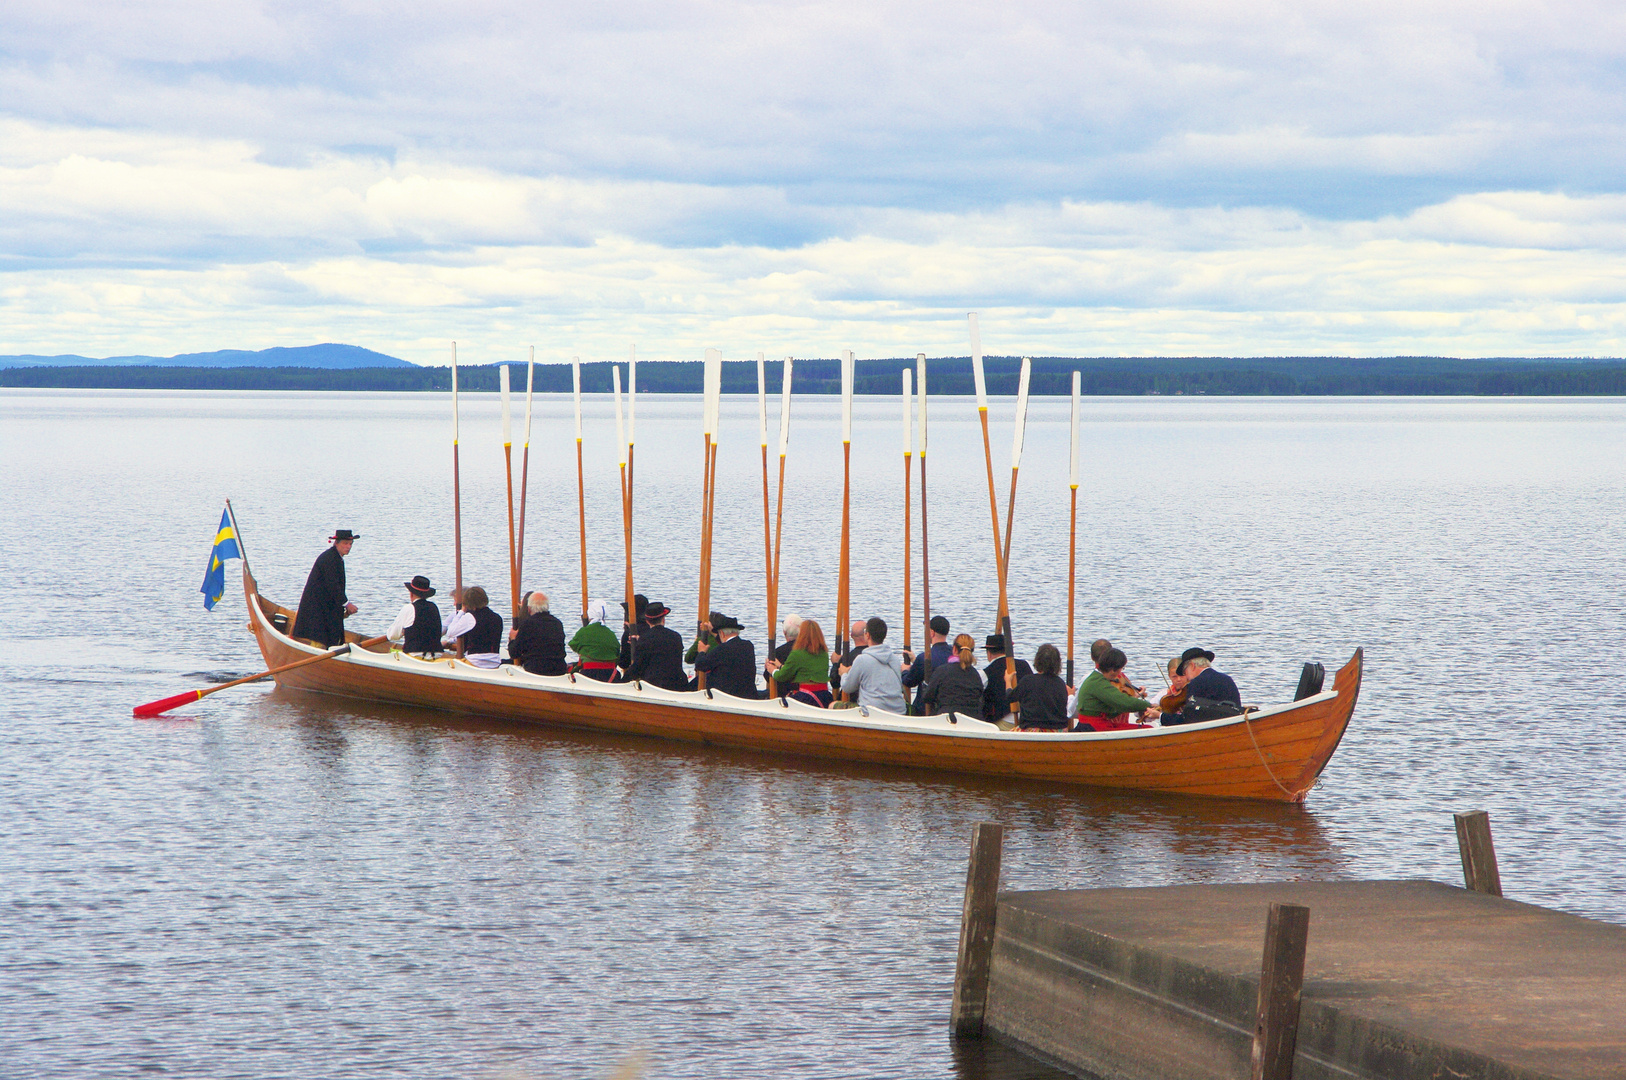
<box><xmin>951</xmin><ymin>822</ymin><xmax>1004</xmax><ymax>1038</ymax></box>
<box><xmin>1251</xmin><ymin>902</ymin><xmax>1309</xmax><ymax>1080</ymax></box>
<box><xmin>1454</xmin><ymin>810</ymin><xmax>1503</xmax><ymax>896</ymax></box>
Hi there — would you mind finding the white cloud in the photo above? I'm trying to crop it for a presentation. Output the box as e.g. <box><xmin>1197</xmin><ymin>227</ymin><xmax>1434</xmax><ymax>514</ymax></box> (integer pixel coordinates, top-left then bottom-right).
<box><xmin>3</xmin><ymin>2</ymin><xmax>1626</xmax><ymax>357</ymax></box>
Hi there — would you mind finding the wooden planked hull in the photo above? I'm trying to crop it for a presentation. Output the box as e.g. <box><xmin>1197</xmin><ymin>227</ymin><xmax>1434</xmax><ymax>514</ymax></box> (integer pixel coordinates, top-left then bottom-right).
<box><xmin>243</xmin><ymin>566</ymin><xmax>1360</xmax><ymax>803</ymax></box>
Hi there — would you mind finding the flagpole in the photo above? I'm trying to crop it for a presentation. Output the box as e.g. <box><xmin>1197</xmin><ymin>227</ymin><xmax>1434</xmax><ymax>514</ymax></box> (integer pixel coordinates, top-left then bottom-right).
<box><xmin>902</xmin><ymin>366</ymin><xmax>913</xmax><ymax>656</ymax></box>
<box><xmin>998</xmin><ymin>357</ymin><xmax>1033</xmax><ymax>680</ymax></box>
<box><xmin>573</xmin><ymin>356</ymin><xmax>587</xmax><ymax>623</ymax></box>
<box><xmin>224</xmin><ymin>498</ymin><xmax>252</xmax><ymax>580</ymax></box>
<box><xmin>770</xmin><ymin>357</ymin><xmax>792</xmax><ymax>649</ymax></box>
<box><xmin>917</xmin><ymin>353</ymin><xmax>930</xmax><ymax>639</ymax></box>
<box><xmin>501</xmin><ymin>363</ymin><xmax>520</xmax><ymax>622</ymax></box>
<box><xmin>517</xmin><ymin>347</ymin><xmax>535</xmax><ymax>585</ymax></box>
<box><xmin>452</xmin><ymin>342</ymin><xmax>463</xmax><ymax>601</ymax></box>
<box><xmin>969</xmin><ymin>314</ymin><xmax>1009</xmax><ymax>684</ymax></box>
<box><xmin>614</xmin><ymin>366</ymin><xmax>634</xmax><ymax>656</ymax></box>
<box><xmin>757</xmin><ymin>353</ymin><xmax>773</xmax><ymax>645</ymax></box>
<box><xmin>1066</xmin><ymin>369</ymin><xmax>1081</xmax><ymax>688</ymax></box>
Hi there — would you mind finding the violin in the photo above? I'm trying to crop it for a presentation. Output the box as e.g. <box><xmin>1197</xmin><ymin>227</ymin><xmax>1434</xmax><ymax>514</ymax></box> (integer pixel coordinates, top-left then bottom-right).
<box><xmin>1108</xmin><ymin>670</ymin><xmax>1148</xmax><ymax>701</ymax></box>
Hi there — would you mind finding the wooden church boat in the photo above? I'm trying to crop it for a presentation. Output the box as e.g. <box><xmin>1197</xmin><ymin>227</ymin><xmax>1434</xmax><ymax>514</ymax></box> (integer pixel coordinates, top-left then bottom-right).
<box><xmin>240</xmin><ymin>560</ymin><xmax>1362</xmax><ymax>804</ymax></box>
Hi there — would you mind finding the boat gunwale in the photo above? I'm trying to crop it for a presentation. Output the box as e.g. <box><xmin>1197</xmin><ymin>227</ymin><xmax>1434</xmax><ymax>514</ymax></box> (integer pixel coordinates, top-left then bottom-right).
<box><xmin>246</xmin><ymin>569</ymin><xmax>1351</xmax><ymax>746</ymax></box>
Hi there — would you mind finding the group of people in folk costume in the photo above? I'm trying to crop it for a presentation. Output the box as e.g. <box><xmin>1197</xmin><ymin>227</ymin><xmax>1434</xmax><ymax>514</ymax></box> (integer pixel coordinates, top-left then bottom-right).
<box><xmin>295</xmin><ymin>532</ymin><xmax>1243</xmax><ymax>732</ymax></box>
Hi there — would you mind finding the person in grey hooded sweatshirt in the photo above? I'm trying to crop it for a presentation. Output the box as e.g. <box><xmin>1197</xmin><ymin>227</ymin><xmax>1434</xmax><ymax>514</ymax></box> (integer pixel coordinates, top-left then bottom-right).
<box><xmin>840</xmin><ymin>616</ymin><xmax>907</xmax><ymax>714</ymax></box>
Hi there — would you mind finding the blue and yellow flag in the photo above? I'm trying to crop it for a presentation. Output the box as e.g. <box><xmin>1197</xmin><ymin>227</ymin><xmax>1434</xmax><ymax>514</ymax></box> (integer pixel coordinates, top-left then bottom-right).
<box><xmin>200</xmin><ymin>507</ymin><xmax>242</xmax><ymax>611</ymax></box>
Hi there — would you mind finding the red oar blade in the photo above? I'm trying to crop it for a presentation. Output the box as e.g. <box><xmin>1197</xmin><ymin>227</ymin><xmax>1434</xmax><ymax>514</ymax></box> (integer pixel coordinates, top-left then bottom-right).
<box><xmin>132</xmin><ymin>689</ymin><xmax>205</xmax><ymax>719</ymax></box>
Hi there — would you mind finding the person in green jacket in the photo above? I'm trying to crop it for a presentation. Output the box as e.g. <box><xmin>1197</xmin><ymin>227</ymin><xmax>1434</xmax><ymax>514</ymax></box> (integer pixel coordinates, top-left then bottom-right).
<box><xmin>1071</xmin><ymin>647</ymin><xmax>1159</xmax><ymax>731</ymax></box>
<box><xmin>684</xmin><ymin>612</ymin><xmax>720</xmax><ymax>666</ymax></box>
<box><xmin>568</xmin><ymin>599</ymin><xmax>621</xmax><ymax>682</ymax></box>
<box><xmin>766</xmin><ymin>618</ymin><xmax>833</xmax><ymax>707</ymax></box>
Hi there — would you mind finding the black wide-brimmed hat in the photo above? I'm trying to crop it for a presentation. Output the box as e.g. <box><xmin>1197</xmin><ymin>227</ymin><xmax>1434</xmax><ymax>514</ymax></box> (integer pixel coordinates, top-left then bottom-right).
<box><xmin>644</xmin><ymin>600</ymin><xmax>672</xmax><ymax>620</ymax></box>
<box><xmin>984</xmin><ymin>634</ymin><xmax>1006</xmax><ymax>651</ymax></box>
<box><xmin>711</xmin><ymin>612</ymin><xmax>744</xmax><ymax>632</ymax></box>
<box><xmin>404</xmin><ymin>575</ymin><xmax>435</xmax><ymax>596</ymax></box>
<box><xmin>621</xmin><ymin>593</ymin><xmax>650</xmax><ymax>615</ymax></box>
<box><xmin>1178</xmin><ymin>647</ymin><xmax>1216</xmax><ymax>669</ymax></box>
<box><xmin>330</xmin><ymin>529</ymin><xmax>361</xmax><ymax>541</ymax></box>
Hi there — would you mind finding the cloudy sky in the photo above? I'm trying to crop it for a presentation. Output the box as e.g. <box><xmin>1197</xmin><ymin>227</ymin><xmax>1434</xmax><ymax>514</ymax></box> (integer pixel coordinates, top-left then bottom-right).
<box><xmin>3</xmin><ymin>0</ymin><xmax>1624</xmax><ymax>363</ymax></box>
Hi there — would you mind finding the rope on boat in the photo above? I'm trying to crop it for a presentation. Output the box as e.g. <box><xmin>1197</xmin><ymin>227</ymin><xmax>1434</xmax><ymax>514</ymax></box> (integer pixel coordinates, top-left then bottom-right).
<box><xmin>1240</xmin><ymin>707</ymin><xmax>1301</xmax><ymax>800</ymax></box>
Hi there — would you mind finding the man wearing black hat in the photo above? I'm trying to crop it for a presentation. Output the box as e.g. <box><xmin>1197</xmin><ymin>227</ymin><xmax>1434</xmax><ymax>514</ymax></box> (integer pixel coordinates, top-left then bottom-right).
<box><xmin>386</xmin><ymin>574</ymin><xmax>443</xmax><ymax>655</ymax></box>
<box><xmin>692</xmin><ymin>612</ymin><xmax>759</xmax><ymax>699</ymax></box>
<box><xmin>981</xmin><ymin>634</ymin><xmax>1032</xmax><ymax>728</ymax></box>
<box><xmin>509</xmin><ymin>590</ymin><xmax>567</xmax><ymax>676</ymax></box>
<box><xmin>294</xmin><ymin>530</ymin><xmax>360</xmax><ymax>648</ymax></box>
<box><xmin>902</xmin><ymin>614</ymin><xmax>953</xmax><ymax>710</ymax></box>
<box><xmin>617</xmin><ymin>593</ymin><xmax>650</xmax><ymax>672</ymax></box>
<box><xmin>1161</xmin><ymin>647</ymin><xmax>1242</xmax><ymax>725</ymax></box>
<box><xmin>623</xmin><ymin>601</ymin><xmax>687</xmax><ymax>691</ymax></box>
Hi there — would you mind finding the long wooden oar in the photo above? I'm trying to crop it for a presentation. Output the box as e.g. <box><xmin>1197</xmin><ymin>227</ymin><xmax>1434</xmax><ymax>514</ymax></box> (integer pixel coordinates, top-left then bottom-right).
<box><xmin>916</xmin><ymin>353</ymin><xmax>930</xmax><ymax>636</ymax></box>
<box><xmin>902</xmin><ymin>366</ymin><xmax>913</xmax><ymax>655</ymax></box>
<box><xmin>837</xmin><ymin>349</ymin><xmax>854</xmax><ymax>659</ymax></box>
<box><xmin>627</xmin><ymin>345</ymin><xmax>636</xmax><ymax>596</ymax></box>
<box><xmin>769</xmin><ymin>357</ymin><xmax>792</xmax><ymax>644</ymax></box>
<box><xmin>997</xmin><ymin>357</ymin><xmax>1033</xmax><ymax>679</ymax></box>
<box><xmin>573</xmin><ymin>356</ymin><xmax>587</xmax><ymax>623</ymax></box>
<box><xmin>1066</xmin><ymin>369</ymin><xmax>1081</xmax><ymax>687</ymax></box>
<box><xmin>501</xmin><ymin>363</ymin><xmax>519</xmax><ymax>622</ymax></box>
<box><xmin>516</xmin><ymin>348</ymin><xmax>535</xmax><ymax>584</ymax></box>
<box><xmin>614</xmin><ymin>365</ymin><xmax>634</xmax><ymax>643</ymax></box>
<box><xmin>968</xmin><ymin>313</ymin><xmax>1010</xmax><ymax>684</ymax></box>
<box><xmin>758</xmin><ymin>353</ymin><xmax>773</xmax><ymax>642</ymax></box>
<box><xmin>452</xmin><ymin>342</ymin><xmax>463</xmax><ymax>599</ymax></box>
<box><xmin>134</xmin><ymin>636</ymin><xmax>389</xmax><ymax>718</ymax></box>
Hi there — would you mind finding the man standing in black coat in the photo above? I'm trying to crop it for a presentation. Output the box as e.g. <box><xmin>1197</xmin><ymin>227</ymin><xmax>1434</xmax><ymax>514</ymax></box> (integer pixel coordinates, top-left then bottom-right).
<box><xmin>693</xmin><ymin>612</ymin><xmax>759</xmax><ymax>699</ymax></box>
<box><xmin>508</xmin><ymin>591</ymin><xmax>568</xmax><ymax>676</ymax></box>
<box><xmin>294</xmin><ymin>529</ymin><xmax>359</xmax><ymax>647</ymax></box>
<box><xmin>624</xmin><ymin>601</ymin><xmax>687</xmax><ymax>691</ymax></box>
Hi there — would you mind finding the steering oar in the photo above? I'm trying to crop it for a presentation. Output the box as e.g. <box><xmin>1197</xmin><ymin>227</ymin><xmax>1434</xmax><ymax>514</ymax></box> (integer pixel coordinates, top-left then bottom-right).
<box><xmin>133</xmin><ymin>635</ymin><xmax>389</xmax><ymax>718</ymax></box>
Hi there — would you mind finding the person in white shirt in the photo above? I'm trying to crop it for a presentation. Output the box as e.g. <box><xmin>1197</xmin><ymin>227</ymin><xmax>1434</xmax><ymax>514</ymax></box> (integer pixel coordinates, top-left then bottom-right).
<box><xmin>442</xmin><ymin>588</ymin><xmax>474</xmax><ymax>653</ymax></box>
<box><xmin>385</xmin><ymin>575</ymin><xmax>443</xmax><ymax>655</ymax></box>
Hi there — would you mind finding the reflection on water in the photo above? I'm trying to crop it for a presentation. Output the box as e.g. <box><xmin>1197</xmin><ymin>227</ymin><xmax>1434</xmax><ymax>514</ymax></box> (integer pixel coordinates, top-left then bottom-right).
<box><xmin>2</xmin><ymin>390</ymin><xmax>1624</xmax><ymax>1078</ymax></box>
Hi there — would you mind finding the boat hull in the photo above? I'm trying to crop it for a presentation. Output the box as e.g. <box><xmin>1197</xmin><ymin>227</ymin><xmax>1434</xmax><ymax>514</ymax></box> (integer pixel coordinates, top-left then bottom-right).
<box><xmin>244</xmin><ymin>567</ymin><xmax>1360</xmax><ymax>803</ymax></box>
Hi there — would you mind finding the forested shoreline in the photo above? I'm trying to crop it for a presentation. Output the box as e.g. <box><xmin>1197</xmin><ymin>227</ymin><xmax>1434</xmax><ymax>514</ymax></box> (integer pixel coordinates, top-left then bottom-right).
<box><xmin>5</xmin><ymin>356</ymin><xmax>1626</xmax><ymax>395</ymax></box>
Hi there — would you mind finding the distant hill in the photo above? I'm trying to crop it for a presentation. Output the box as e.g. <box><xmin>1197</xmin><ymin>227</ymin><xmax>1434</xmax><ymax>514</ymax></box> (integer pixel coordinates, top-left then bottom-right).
<box><xmin>0</xmin><ymin>343</ymin><xmax>412</xmax><ymax>369</ymax></box>
<box><xmin>5</xmin><ymin>356</ymin><xmax>1626</xmax><ymax>394</ymax></box>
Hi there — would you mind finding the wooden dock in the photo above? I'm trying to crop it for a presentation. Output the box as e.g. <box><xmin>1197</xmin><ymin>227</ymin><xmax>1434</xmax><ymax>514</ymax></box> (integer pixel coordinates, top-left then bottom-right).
<box><xmin>951</xmin><ymin>817</ymin><xmax>1626</xmax><ymax>1080</ymax></box>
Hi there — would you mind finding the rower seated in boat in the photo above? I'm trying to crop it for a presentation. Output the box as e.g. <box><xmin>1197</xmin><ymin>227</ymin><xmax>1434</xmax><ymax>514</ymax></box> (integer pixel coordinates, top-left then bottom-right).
<box><xmin>839</xmin><ymin>617</ymin><xmax>906</xmax><ymax>714</ymax></box>
<box><xmin>1071</xmin><ymin>647</ymin><xmax>1158</xmax><ymax>731</ymax></box>
<box><xmin>568</xmin><ymin>600</ymin><xmax>621</xmax><ymax>681</ymax></box>
<box><xmin>1160</xmin><ymin>647</ymin><xmax>1243</xmax><ymax>725</ymax></box>
<box><xmin>623</xmin><ymin>601</ymin><xmax>688</xmax><ymax>691</ymax></box>
<box><xmin>445</xmin><ymin>585</ymin><xmax>503</xmax><ymax>668</ymax></box>
<box><xmin>508</xmin><ymin>590</ymin><xmax>567</xmax><ymax>676</ymax></box>
<box><xmin>692</xmin><ymin>612</ymin><xmax>760</xmax><ymax>699</ymax></box>
<box><xmin>386</xmin><ymin>574</ymin><xmax>442</xmax><ymax>656</ymax></box>
<box><xmin>767</xmin><ymin>618</ymin><xmax>832</xmax><ymax>707</ymax></box>
<box><xmin>1010</xmin><ymin>644</ymin><xmax>1071</xmax><ymax>731</ymax></box>
<box><xmin>919</xmin><ymin>634</ymin><xmax>987</xmax><ymax>717</ymax></box>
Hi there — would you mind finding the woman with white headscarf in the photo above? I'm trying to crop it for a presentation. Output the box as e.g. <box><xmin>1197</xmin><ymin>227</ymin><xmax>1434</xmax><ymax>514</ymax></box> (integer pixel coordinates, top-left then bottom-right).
<box><xmin>568</xmin><ymin>599</ymin><xmax>621</xmax><ymax>681</ymax></box>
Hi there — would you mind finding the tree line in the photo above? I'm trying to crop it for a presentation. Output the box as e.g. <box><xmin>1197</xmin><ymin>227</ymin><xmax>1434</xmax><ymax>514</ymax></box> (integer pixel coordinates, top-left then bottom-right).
<box><xmin>6</xmin><ymin>356</ymin><xmax>1626</xmax><ymax>395</ymax></box>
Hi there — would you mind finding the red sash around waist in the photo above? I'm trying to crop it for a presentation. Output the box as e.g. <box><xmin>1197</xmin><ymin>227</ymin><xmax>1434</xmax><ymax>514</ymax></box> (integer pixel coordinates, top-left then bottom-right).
<box><xmin>581</xmin><ymin>660</ymin><xmax>616</xmax><ymax>670</ymax></box>
<box><xmin>797</xmin><ymin>682</ymin><xmax>829</xmax><ymax>693</ymax></box>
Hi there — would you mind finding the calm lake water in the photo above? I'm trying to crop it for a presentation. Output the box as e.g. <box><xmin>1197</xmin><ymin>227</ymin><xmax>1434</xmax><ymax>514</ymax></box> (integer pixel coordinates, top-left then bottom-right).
<box><xmin>2</xmin><ymin>388</ymin><xmax>1624</xmax><ymax>1079</ymax></box>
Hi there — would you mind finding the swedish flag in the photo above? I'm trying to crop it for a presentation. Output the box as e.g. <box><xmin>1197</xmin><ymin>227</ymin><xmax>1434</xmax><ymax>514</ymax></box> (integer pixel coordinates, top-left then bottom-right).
<box><xmin>200</xmin><ymin>507</ymin><xmax>242</xmax><ymax>611</ymax></box>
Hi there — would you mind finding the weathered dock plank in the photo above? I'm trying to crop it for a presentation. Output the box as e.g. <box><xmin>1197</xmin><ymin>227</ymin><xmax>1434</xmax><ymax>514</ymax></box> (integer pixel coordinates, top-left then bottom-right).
<box><xmin>983</xmin><ymin>879</ymin><xmax>1626</xmax><ymax>1080</ymax></box>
